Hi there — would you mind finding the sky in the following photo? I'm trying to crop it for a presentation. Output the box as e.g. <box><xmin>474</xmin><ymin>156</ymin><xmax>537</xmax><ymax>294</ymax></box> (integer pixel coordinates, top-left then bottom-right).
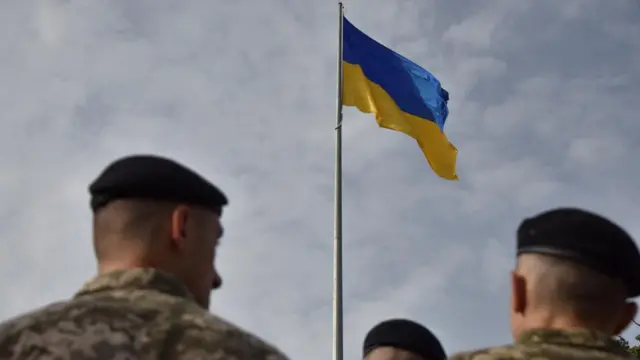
<box><xmin>0</xmin><ymin>0</ymin><xmax>639</xmax><ymax>359</ymax></box>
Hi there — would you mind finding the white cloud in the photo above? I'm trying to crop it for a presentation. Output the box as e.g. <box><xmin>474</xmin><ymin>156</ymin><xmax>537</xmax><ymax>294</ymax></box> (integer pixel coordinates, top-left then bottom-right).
<box><xmin>568</xmin><ymin>136</ymin><xmax>626</xmax><ymax>169</ymax></box>
<box><xmin>1</xmin><ymin>0</ymin><xmax>640</xmax><ymax>359</ymax></box>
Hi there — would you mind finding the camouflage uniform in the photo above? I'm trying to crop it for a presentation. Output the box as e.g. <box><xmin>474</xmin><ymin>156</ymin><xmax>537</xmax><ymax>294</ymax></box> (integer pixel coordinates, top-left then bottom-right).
<box><xmin>449</xmin><ymin>329</ymin><xmax>632</xmax><ymax>360</ymax></box>
<box><xmin>0</xmin><ymin>268</ymin><xmax>289</xmax><ymax>360</ymax></box>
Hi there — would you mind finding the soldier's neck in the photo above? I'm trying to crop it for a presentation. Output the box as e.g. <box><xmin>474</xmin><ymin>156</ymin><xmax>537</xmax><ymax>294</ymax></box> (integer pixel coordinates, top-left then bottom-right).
<box><xmin>522</xmin><ymin>311</ymin><xmax>610</xmax><ymax>334</ymax></box>
<box><xmin>97</xmin><ymin>256</ymin><xmax>157</xmax><ymax>275</ymax></box>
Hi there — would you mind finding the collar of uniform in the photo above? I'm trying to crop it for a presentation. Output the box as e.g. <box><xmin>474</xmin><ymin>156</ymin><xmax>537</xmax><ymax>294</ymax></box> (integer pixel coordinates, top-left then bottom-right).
<box><xmin>74</xmin><ymin>268</ymin><xmax>195</xmax><ymax>301</ymax></box>
<box><xmin>518</xmin><ymin>328</ymin><xmax>622</xmax><ymax>350</ymax></box>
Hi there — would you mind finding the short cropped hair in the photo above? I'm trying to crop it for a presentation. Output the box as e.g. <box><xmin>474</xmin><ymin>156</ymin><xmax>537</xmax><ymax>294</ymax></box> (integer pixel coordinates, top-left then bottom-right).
<box><xmin>92</xmin><ymin>199</ymin><xmax>176</xmax><ymax>259</ymax></box>
<box><xmin>518</xmin><ymin>253</ymin><xmax>627</xmax><ymax>324</ymax></box>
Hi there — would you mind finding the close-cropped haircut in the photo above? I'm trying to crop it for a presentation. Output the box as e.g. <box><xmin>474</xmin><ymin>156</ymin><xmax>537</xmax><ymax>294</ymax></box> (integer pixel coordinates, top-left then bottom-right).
<box><xmin>518</xmin><ymin>253</ymin><xmax>627</xmax><ymax>324</ymax></box>
<box><xmin>92</xmin><ymin>199</ymin><xmax>176</xmax><ymax>259</ymax></box>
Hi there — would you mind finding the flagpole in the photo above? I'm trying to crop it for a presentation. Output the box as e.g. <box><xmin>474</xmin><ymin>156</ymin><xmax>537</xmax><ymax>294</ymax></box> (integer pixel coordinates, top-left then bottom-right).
<box><xmin>333</xmin><ymin>3</ymin><xmax>344</xmax><ymax>360</ymax></box>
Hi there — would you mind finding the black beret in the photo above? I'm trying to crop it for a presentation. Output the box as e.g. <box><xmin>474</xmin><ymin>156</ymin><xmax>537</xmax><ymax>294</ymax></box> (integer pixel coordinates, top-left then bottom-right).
<box><xmin>363</xmin><ymin>319</ymin><xmax>446</xmax><ymax>360</ymax></box>
<box><xmin>89</xmin><ymin>154</ymin><xmax>228</xmax><ymax>213</ymax></box>
<box><xmin>517</xmin><ymin>207</ymin><xmax>640</xmax><ymax>297</ymax></box>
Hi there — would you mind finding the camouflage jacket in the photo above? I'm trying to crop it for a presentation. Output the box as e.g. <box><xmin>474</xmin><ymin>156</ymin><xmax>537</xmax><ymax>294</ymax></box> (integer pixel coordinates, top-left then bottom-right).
<box><xmin>0</xmin><ymin>268</ymin><xmax>289</xmax><ymax>360</ymax></box>
<box><xmin>449</xmin><ymin>329</ymin><xmax>632</xmax><ymax>360</ymax></box>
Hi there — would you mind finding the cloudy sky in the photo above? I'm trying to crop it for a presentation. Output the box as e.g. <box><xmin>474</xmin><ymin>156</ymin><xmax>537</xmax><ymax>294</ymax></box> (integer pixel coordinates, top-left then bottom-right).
<box><xmin>1</xmin><ymin>0</ymin><xmax>639</xmax><ymax>358</ymax></box>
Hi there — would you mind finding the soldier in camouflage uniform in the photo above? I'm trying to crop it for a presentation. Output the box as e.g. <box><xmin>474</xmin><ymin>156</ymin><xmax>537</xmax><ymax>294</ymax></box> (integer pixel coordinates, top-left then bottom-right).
<box><xmin>0</xmin><ymin>155</ymin><xmax>289</xmax><ymax>360</ymax></box>
<box><xmin>450</xmin><ymin>208</ymin><xmax>640</xmax><ymax>360</ymax></box>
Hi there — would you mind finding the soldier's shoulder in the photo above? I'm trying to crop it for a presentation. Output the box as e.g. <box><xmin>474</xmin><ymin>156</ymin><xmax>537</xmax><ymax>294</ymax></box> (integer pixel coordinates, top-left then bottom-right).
<box><xmin>173</xmin><ymin>308</ymin><xmax>289</xmax><ymax>360</ymax></box>
<box><xmin>449</xmin><ymin>344</ymin><xmax>528</xmax><ymax>360</ymax></box>
<box><xmin>0</xmin><ymin>299</ymin><xmax>75</xmax><ymax>356</ymax></box>
<box><xmin>0</xmin><ymin>300</ymin><xmax>70</xmax><ymax>335</ymax></box>
<box><xmin>450</xmin><ymin>341</ymin><xmax>634</xmax><ymax>360</ymax></box>
<box><xmin>0</xmin><ymin>289</ymin><xmax>160</xmax><ymax>334</ymax></box>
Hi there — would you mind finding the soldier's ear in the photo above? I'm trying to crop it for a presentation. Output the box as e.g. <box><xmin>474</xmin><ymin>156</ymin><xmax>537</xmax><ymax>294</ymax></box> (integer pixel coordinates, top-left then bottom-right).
<box><xmin>510</xmin><ymin>270</ymin><xmax>527</xmax><ymax>315</ymax></box>
<box><xmin>614</xmin><ymin>301</ymin><xmax>638</xmax><ymax>335</ymax></box>
<box><xmin>170</xmin><ymin>205</ymin><xmax>190</xmax><ymax>250</ymax></box>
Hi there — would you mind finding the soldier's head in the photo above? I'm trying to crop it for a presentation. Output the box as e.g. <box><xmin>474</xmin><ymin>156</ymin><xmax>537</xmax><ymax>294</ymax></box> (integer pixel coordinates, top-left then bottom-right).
<box><xmin>363</xmin><ymin>319</ymin><xmax>446</xmax><ymax>360</ymax></box>
<box><xmin>88</xmin><ymin>155</ymin><xmax>228</xmax><ymax>309</ymax></box>
<box><xmin>509</xmin><ymin>208</ymin><xmax>640</xmax><ymax>340</ymax></box>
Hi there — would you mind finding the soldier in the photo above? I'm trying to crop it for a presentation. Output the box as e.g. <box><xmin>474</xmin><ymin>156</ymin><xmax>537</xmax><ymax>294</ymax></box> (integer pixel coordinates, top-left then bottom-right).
<box><xmin>363</xmin><ymin>319</ymin><xmax>447</xmax><ymax>360</ymax></box>
<box><xmin>0</xmin><ymin>154</ymin><xmax>289</xmax><ymax>360</ymax></box>
<box><xmin>450</xmin><ymin>207</ymin><xmax>640</xmax><ymax>360</ymax></box>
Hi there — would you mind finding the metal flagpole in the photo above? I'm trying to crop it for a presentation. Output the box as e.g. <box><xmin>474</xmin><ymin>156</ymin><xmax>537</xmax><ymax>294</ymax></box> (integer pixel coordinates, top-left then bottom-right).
<box><xmin>333</xmin><ymin>3</ymin><xmax>344</xmax><ymax>360</ymax></box>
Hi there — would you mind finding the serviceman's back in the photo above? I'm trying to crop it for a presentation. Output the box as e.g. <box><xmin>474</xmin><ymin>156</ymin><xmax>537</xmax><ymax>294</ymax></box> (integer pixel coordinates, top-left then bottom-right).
<box><xmin>450</xmin><ymin>207</ymin><xmax>640</xmax><ymax>360</ymax></box>
<box><xmin>451</xmin><ymin>329</ymin><xmax>631</xmax><ymax>360</ymax></box>
<box><xmin>0</xmin><ymin>268</ymin><xmax>287</xmax><ymax>359</ymax></box>
<box><xmin>0</xmin><ymin>155</ymin><xmax>289</xmax><ymax>360</ymax></box>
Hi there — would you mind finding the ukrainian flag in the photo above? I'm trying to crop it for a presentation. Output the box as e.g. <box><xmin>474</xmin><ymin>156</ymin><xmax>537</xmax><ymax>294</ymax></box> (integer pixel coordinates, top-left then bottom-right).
<box><xmin>342</xmin><ymin>17</ymin><xmax>458</xmax><ymax>180</ymax></box>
